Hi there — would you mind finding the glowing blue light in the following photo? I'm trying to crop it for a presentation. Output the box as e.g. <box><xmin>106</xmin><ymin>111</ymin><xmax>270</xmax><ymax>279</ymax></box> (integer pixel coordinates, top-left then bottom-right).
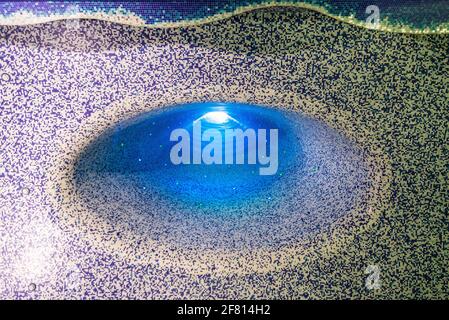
<box><xmin>74</xmin><ymin>102</ymin><xmax>368</xmax><ymax>249</ymax></box>
<box><xmin>75</xmin><ymin>102</ymin><xmax>303</xmax><ymax>206</ymax></box>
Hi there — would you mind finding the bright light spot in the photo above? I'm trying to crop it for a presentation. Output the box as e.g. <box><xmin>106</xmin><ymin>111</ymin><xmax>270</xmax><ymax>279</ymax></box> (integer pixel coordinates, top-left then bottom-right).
<box><xmin>202</xmin><ymin>111</ymin><xmax>232</xmax><ymax>124</ymax></box>
<box><xmin>195</xmin><ymin>111</ymin><xmax>240</xmax><ymax>125</ymax></box>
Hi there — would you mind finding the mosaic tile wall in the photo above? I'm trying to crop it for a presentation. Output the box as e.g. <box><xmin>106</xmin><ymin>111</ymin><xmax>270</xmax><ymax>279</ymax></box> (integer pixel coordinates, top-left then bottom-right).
<box><xmin>0</xmin><ymin>5</ymin><xmax>448</xmax><ymax>299</ymax></box>
<box><xmin>0</xmin><ymin>0</ymin><xmax>448</xmax><ymax>32</ymax></box>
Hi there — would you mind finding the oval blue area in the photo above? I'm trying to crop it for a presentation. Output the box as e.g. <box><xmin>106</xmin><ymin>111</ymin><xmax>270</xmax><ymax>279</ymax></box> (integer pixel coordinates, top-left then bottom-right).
<box><xmin>76</xmin><ymin>102</ymin><xmax>304</xmax><ymax>206</ymax></box>
<box><xmin>74</xmin><ymin>102</ymin><xmax>369</xmax><ymax>250</ymax></box>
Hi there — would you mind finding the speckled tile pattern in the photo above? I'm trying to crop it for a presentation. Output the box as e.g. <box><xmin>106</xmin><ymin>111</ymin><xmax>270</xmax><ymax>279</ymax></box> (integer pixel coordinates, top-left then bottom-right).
<box><xmin>0</xmin><ymin>8</ymin><xmax>448</xmax><ymax>299</ymax></box>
